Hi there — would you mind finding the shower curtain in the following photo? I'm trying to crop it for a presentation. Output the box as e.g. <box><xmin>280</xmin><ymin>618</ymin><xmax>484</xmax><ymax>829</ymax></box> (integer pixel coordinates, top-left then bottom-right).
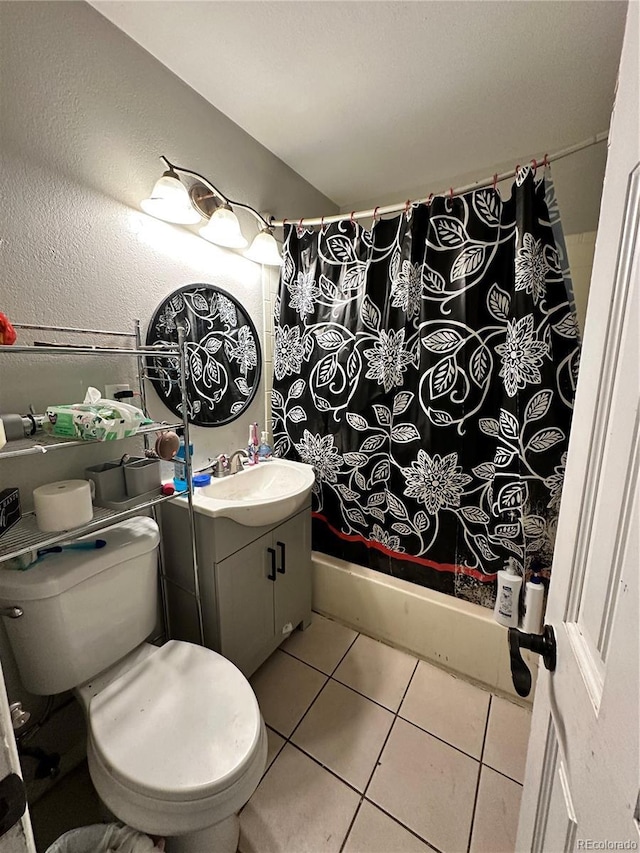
<box><xmin>272</xmin><ymin>167</ymin><xmax>580</xmax><ymax>607</ymax></box>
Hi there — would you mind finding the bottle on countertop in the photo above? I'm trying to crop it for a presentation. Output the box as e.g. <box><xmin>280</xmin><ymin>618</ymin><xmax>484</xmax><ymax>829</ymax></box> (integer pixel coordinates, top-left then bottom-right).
<box><xmin>494</xmin><ymin>558</ymin><xmax>522</xmax><ymax>628</ymax></box>
<box><xmin>522</xmin><ymin>570</ymin><xmax>545</xmax><ymax>634</ymax></box>
<box><xmin>172</xmin><ymin>436</ymin><xmax>194</xmax><ymax>492</ymax></box>
<box><xmin>246</xmin><ymin>422</ymin><xmax>259</xmax><ymax>464</ymax></box>
<box><xmin>257</xmin><ymin>430</ymin><xmax>273</xmax><ymax>460</ymax></box>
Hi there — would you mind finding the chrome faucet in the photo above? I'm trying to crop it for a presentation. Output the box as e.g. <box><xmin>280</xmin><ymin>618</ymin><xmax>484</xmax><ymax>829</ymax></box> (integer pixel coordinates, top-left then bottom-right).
<box><xmin>213</xmin><ymin>453</ymin><xmax>230</xmax><ymax>478</ymax></box>
<box><xmin>228</xmin><ymin>448</ymin><xmax>249</xmax><ymax>474</ymax></box>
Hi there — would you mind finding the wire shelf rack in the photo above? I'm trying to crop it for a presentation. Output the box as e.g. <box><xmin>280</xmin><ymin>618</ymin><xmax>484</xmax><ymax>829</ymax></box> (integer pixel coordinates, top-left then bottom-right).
<box><xmin>0</xmin><ymin>493</ymin><xmax>183</xmax><ymax>563</ymax></box>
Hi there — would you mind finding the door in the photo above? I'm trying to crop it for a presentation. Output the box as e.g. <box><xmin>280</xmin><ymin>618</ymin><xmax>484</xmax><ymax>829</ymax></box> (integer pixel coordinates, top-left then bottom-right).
<box><xmin>273</xmin><ymin>511</ymin><xmax>312</xmax><ymax>639</ymax></box>
<box><xmin>517</xmin><ymin>6</ymin><xmax>639</xmax><ymax>850</ymax></box>
<box><xmin>216</xmin><ymin>532</ymin><xmax>275</xmax><ymax>676</ymax></box>
<box><xmin>0</xmin><ymin>658</ymin><xmax>34</xmax><ymax>853</ymax></box>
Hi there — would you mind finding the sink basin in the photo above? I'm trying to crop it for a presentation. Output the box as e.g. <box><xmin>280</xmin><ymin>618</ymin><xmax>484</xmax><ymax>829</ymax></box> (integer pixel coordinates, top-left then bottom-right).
<box><xmin>187</xmin><ymin>459</ymin><xmax>315</xmax><ymax>526</ymax></box>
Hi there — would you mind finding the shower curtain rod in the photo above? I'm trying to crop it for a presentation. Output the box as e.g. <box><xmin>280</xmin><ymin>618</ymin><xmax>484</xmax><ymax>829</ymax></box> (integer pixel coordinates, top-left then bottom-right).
<box><xmin>270</xmin><ymin>130</ymin><xmax>609</xmax><ymax>228</ymax></box>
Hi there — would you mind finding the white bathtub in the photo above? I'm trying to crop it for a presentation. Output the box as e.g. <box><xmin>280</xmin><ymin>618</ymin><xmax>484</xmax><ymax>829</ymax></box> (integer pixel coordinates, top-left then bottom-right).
<box><xmin>312</xmin><ymin>551</ymin><xmax>536</xmax><ymax>703</ymax></box>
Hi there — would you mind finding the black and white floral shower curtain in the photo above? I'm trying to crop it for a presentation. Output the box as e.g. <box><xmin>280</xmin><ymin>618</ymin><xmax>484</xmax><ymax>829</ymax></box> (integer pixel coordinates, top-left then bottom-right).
<box><xmin>272</xmin><ymin>168</ymin><xmax>580</xmax><ymax>607</ymax></box>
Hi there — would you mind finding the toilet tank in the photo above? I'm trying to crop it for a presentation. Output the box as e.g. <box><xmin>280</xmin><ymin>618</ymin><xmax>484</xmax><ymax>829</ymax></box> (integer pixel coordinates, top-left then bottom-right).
<box><xmin>0</xmin><ymin>516</ymin><xmax>160</xmax><ymax>695</ymax></box>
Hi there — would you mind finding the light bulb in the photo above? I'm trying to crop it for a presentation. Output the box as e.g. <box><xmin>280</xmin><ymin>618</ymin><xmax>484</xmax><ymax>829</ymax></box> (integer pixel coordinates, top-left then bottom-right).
<box><xmin>140</xmin><ymin>170</ymin><xmax>201</xmax><ymax>225</ymax></box>
<box><xmin>200</xmin><ymin>204</ymin><xmax>248</xmax><ymax>249</ymax></box>
<box><xmin>245</xmin><ymin>228</ymin><xmax>283</xmax><ymax>266</ymax></box>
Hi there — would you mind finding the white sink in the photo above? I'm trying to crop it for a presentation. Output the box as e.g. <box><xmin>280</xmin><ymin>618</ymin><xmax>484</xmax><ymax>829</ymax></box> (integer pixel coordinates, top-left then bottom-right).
<box><xmin>188</xmin><ymin>459</ymin><xmax>315</xmax><ymax>526</ymax></box>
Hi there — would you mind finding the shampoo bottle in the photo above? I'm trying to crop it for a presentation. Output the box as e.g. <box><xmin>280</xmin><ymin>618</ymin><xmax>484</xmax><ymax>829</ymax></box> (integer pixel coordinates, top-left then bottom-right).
<box><xmin>494</xmin><ymin>558</ymin><xmax>522</xmax><ymax>628</ymax></box>
<box><xmin>522</xmin><ymin>571</ymin><xmax>545</xmax><ymax>634</ymax></box>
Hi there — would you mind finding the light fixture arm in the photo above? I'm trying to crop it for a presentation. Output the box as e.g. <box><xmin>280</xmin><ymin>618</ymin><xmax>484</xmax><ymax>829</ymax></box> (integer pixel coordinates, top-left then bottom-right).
<box><xmin>160</xmin><ymin>156</ymin><xmax>273</xmax><ymax>229</ymax></box>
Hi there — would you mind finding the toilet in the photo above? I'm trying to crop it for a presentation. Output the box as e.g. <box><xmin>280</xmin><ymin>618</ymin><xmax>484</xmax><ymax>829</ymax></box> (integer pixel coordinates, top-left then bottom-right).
<box><xmin>0</xmin><ymin>517</ymin><xmax>267</xmax><ymax>853</ymax></box>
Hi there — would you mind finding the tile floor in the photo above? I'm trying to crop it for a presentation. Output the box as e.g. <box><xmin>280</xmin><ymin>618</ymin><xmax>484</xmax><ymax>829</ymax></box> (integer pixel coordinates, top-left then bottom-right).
<box><xmin>241</xmin><ymin>613</ymin><xmax>532</xmax><ymax>853</ymax></box>
<box><xmin>30</xmin><ymin>613</ymin><xmax>532</xmax><ymax>853</ymax></box>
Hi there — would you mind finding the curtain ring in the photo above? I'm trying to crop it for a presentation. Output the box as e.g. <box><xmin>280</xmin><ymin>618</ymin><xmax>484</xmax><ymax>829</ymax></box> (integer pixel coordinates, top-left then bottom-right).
<box><xmin>492</xmin><ymin>174</ymin><xmax>498</xmax><ymax>191</ymax></box>
<box><xmin>543</xmin><ymin>153</ymin><xmax>549</xmax><ymax>168</ymax></box>
<box><xmin>350</xmin><ymin>211</ymin><xmax>356</xmax><ymax>225</ymax></box>
<box><xmin>424</xmin><ymin>193</ymin><xmax>434</xmax><ymax>207</ymax></box>
<box><xmin>515</xmin><ymin>164</ymin><xmax>521</xmax><ymax>178</ymax></box>
<box><xmin>372</xmin><ymin>206</ymin><xmax>380</xmax><ymax>223</ymax></box>
<box><xmin>282</xmin><ymin>218</ymin><xmax>288</xmax><ymax>227</ymax></box>
<box><xmin>298</xmin><ymin>217</ymin><xmax>304</xmax><ymax>230</ymax></box>
<box><xmin>449</xmin><ymin>187</ymin><xmax>454</xmax><ymax>200</ymax></box>
<box><xmin>320</xmin><ymin>216</ymin><xmax>325</xmax><ymax>230</ymax></box>
<box><xmin>404</xmin><ymin>199</ymin><xmax>411</xmax><ymax>218</ymax></box>
<box><xmin>531</xmin><ymin>158</ymin><xmax>538</xmax><ymax>175</ymax></box>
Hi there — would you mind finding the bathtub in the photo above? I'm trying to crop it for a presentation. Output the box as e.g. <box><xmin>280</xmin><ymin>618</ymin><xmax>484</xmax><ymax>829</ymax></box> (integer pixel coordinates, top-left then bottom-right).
<box><xmin>312</xmin><ymin>551</ymin><xmax>536</xmax><ymax>703</ymax></box>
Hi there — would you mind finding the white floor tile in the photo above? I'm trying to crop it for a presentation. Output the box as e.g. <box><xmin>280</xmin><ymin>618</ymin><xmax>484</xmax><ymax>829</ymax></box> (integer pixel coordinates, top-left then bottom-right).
<box><xmin>333</xmin><ymin>634</ymin><xmax>417</xmax><ymax>711</ymax></box>
<box><xmin>281</xmin><ymin>612</ymin><xmax>358</xmax><ymax>674</ymax></box>
<box><xmin>368</xmin><ymin>718</ymin><xmax>478</xmax><ymax>853</ymax></box>
<box><xmin>469</xmin><ymin>765</ymin><xmax>522</xmax><ymax>853</ymax></box>
<box><xmin>400</xmin><ymin>660</ymin><xmax>490</xmax><ymax>758</ymax></box>
<box><xmin>250</xmin><ymin>650</ymin><xmax>327</xmax><ymax>737</ymax></box>
<box><xmin>343</xmin><ymin>800</ymin><xmax>435</xmax><ymax>853</ymax></box>
<box><xmin>292</xmin><ymin>679</ymin><xmax>394</xmax><ymax>791</ymax></box>
<box><xmin>265</xmin><ymin>727</ymin><xmax>286</xmax><ymax>773</ymax></box>
<box><xmin>483</xmin><ymin>696</ymin><xmax>532</xmax><ymax>783</ymax></box>
<box><xmin>240</xmin><ymin>744</ymin><xmax>360</xmax><ymax>853</ymax></box>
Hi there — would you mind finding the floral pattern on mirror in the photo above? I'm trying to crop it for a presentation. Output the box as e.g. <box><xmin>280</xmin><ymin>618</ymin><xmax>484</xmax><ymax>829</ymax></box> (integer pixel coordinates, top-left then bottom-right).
<box><xmin>146</xmin><ymin>283</ymin><xmax>261</xmax><ymax>426</ymax></box>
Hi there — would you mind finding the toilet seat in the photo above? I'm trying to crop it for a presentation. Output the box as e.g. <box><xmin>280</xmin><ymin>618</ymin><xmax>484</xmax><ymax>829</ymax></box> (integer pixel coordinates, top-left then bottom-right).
<box><xmin>88</xmin><ymin>640</ymin><xmax>263</xmax><ymax>803</ymax></box>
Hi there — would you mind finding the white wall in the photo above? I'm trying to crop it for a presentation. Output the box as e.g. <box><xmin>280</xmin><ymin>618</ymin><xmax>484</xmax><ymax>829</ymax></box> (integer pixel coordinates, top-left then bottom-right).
<box><xmin>0</xmin><ymin>0</ymin><xmax>336</xmax><ymax>776</ymax></box>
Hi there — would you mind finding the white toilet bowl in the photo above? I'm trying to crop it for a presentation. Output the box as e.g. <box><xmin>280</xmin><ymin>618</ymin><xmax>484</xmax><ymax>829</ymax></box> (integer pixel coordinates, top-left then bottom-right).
<box><xmin>0</xmin><ymin>518</ymin><xmax>266</xmax><ymax>851</ymax></box>
<box><xmin>81</xmin><ymin>640</ymin><xmax>267</xmax><ymax>852</ymax></box>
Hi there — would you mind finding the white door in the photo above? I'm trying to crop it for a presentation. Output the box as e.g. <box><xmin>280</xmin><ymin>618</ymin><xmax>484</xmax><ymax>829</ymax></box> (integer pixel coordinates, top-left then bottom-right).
<box><xmin>517</xmin><ymin>5</ymin><xmax>639</xmax><ymax>851</ymax></box>
<box><xmin>0</xmin><ymin>658</ymin><xmax>35</xmax><ymax>852</ymax></box>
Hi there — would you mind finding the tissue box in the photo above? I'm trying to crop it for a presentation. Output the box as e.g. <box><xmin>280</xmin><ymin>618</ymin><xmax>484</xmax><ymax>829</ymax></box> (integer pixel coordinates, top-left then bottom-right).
<box><xmin>0</xmin><ymin>488</ymin><xmax>21</xmax><ymax>539</ymax></box>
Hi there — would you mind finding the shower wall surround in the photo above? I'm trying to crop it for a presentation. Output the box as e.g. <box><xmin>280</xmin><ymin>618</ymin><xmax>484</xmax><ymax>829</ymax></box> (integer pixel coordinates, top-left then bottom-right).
<box><xmin>274</xmin><ymin>169</ymin><xmax>579</xmax><ymax>607</ymax></box>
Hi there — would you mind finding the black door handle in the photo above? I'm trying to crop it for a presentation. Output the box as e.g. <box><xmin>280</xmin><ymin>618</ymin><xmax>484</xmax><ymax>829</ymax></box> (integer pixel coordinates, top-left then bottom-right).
<box><xmin>276</xmin><ymin>541</ymin><xmax>286</xmax><ymax>574</ymax></box>
<box><xmin>508</xmin><ymin>624</ymin><xmax>557</xmax><ymax>698</ymax></box>
<box><xmin>267</xmin><ymin>547</ymin><xmax>277</xmax><ymax>581</ymax></box>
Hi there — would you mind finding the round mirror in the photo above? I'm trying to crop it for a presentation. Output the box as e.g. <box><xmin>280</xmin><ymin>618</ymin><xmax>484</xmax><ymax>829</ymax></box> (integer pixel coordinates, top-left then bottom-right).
<box><xmin>146</xmin><ymin>283</ymin><xmax>261</xmax><ymax>426</ymax></box>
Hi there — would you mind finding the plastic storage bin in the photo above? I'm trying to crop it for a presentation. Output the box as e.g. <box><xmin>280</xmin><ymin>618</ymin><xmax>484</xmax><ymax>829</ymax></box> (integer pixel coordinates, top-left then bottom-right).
<box><xmin>85</xmin><ymin>462</ymin><xmax>126</xmax><ymax>505</ymax></box>
<box><xmin>124</xmin><ymin>457</ymin><xmax>161</xmax><ymax>497</ymax></box>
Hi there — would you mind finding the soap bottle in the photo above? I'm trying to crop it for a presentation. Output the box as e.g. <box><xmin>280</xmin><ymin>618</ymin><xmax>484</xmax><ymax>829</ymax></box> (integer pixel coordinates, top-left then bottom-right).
<box><xmin>246</xmin><ymin>422</ymin><xmax>259</xmax><ymax>464</ymax></box>
<box><xmin>257</xmin><ymin>430</ymin><xmax>273</xmax><ymax>460</ymax></box>
<box><xmin>494</xmin><ymin>558</ymin><xmax>522</xmax><ymax>627</ymax></box>
<box><xmin>522</xmin><ymin>570</ymin><xmax>545</xmax><ymax>634</ymax></box>
<box><xmin>173</xmin><ymin>436</ymin><xmax>194</xmax><ymax>492</ymax></box>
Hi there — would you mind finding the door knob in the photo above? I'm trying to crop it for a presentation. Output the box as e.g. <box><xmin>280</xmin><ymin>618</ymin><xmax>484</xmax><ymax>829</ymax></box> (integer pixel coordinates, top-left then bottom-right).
<box><xmin>508</xmin><ymin>624</ymin><xmax>557</xmax><ymax>697</ymax></box>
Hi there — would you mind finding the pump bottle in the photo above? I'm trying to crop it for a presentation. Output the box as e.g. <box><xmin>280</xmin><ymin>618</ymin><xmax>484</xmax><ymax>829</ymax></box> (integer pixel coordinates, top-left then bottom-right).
<box><xmin>522</xmin><ymin>571</ymin><xmax>545</xmax><ymax>634</ymax></box>
<box><xmin>494</xmin><ymin>558</ymin><xmax>522</xmax><ymax>627</ymax></box>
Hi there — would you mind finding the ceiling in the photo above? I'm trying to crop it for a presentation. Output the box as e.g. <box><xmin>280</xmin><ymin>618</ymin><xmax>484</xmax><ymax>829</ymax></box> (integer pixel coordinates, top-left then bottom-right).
<box><xmin>91</xmin><ymin>1</ymin><xmax>627</xmax><ymax>211</ymax></box>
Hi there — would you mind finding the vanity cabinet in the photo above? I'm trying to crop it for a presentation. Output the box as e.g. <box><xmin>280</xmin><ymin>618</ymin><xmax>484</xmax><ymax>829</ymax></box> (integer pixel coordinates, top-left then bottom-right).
<box><xmin>160</xmin><ymin>500</ymin><xmax>312</xmax><ymax>676</ymax></box>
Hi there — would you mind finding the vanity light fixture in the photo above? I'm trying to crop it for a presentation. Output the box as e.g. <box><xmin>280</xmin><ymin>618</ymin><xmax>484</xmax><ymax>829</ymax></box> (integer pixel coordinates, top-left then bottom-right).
<box><xmin>141</xmin><ymin>156</ymin><xmax>282</xmax><ymax>265</ymax></box>
<box><xmin>140</xmin><ymin>167</ymin><xmax>202</xmax><ymax>225</ymax></box>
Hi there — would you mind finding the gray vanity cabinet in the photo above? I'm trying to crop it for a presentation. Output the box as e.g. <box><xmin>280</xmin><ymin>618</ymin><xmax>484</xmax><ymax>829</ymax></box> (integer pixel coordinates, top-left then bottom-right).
<box><xmin>160</xmin><ymin>500</ymin><xmax>312</xmax><ymax>677</ymax></box>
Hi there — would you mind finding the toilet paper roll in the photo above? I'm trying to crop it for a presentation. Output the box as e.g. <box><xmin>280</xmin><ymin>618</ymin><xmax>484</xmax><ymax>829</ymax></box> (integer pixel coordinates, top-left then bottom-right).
<box><xmin>33</xmin><ymin>479</ymin><xmax>95</xmax><ymax>532</ymax></box>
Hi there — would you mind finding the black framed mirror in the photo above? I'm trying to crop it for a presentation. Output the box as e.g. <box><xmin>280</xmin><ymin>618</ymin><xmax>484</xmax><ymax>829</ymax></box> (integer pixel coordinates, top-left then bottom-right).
<box><xmin>146</xmin><ymin>283</ymin><xmax>261</xmax><ymax>426</ymax></box>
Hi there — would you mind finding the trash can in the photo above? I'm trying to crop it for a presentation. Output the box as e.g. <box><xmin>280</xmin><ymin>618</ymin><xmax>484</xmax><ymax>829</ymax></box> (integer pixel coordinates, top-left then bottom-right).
<box><xmin>45</xmin><ymin>823</ymin><xmax>163</xmax><ymax>853</ymax></box>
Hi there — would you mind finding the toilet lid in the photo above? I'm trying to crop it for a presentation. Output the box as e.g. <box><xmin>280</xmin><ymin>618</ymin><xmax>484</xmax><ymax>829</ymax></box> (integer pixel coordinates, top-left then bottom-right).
<box><xmin>88</xmin><ymin>641</ymin><xmax>262</xmax><ymax>802</ymax></box>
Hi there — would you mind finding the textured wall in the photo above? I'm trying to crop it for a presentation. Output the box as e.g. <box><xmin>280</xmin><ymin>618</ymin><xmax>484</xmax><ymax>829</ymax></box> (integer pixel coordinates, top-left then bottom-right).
<box><xmin>0</xmin><ymin>0</ymin><xmax>336</xmax><ymax>761</ymax></box>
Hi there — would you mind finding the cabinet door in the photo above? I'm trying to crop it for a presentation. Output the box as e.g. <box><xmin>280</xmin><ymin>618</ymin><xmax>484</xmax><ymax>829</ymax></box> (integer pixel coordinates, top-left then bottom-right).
<box><xmin>216</xmin><ymin>532</ymin><xmax>275</xmax><ymax>675</ymax></box>
<box><xmin>273</xmin><ymin>512</ymin><xmax>312</xmax><ymax>639</ymax></box>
